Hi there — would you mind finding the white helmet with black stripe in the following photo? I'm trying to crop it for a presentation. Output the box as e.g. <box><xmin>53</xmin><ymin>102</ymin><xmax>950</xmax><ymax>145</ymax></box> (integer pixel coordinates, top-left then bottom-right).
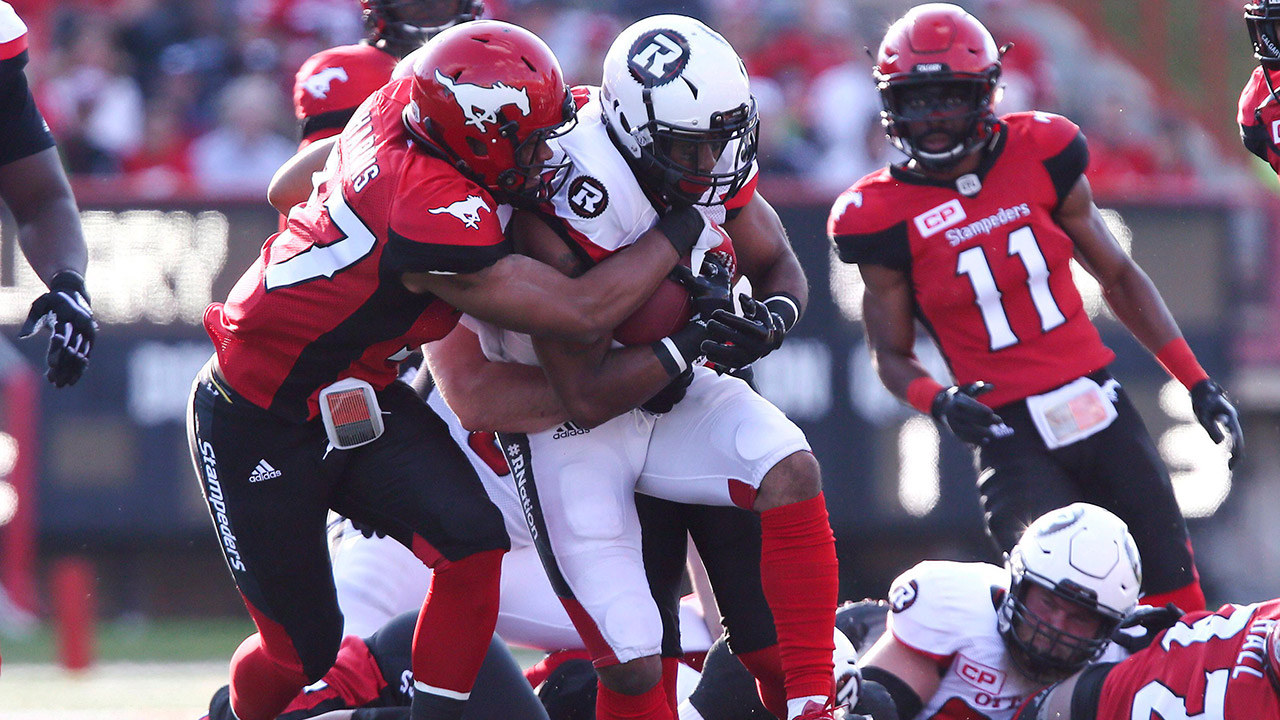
<box><xmin>600</xmin><ymin>14</ymin><xmax>758</xmax><ymax>206</ymax></box>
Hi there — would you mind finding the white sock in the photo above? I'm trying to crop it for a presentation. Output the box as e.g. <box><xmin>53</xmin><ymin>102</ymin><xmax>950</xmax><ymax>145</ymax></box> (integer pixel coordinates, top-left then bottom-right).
<box><xmin>787</xmin><ymin>695</ymin><xmax>828</xmax><ymax>719</ymax></box>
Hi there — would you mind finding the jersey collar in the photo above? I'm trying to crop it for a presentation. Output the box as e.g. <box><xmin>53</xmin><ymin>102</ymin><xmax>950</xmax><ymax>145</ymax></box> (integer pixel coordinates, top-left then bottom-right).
<box><xmin>888</xmin><ymin>122</ymin><xmax>1008</xmax><ymax>195</ymax></box>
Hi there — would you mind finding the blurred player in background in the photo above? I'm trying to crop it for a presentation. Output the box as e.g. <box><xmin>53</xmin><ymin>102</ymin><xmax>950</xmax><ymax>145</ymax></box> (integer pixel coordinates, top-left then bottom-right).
<box><xmin>474</xmin><ymin>15</ymin><xmax>838</xmax><ymax>720</ymax></box>
<box><xmin>186</xmin><ymin>22</ymin><xmax>706</xmax><ymax>720</ymax></box>
<box><xmin>293</xmin><ymin>0</ymin><xmax>482</xmax><ymax>149</ymax></box>
<box><xmin>1015</xmin><ymin>599</ymin><xmax>1280</xmax><ymax>720</ymax></box>
<box><xmin>829</xmin><ymin>2</ymin><xmax>1242</xmax><ymax>614</ymax></box>
<box><xmin>0</xmin><ymin>1</ymin><xmax>96</xmax><ymax>388</ymax></box>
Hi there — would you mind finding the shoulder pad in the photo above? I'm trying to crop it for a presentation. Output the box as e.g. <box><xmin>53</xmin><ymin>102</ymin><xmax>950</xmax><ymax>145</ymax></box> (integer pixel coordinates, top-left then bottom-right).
<box><xmin>827</xmin><ymin>171</ymin><xmax>896</xmax><ymax>238</ymax></box>
<box><xmin>1002</xmin><ymin>111</ymin><xmax>1082</xmax><ymax>158</ymax></box>
<box><xmin>887</xmin><ymin>561</ymin><xmax>1007</xmax><ymax>657</ymax></box>
<box><xmin>1240</xmin><ymin>66</ymin><xmax>1279</xmax><ymax>127</ymax></box>
<box><xmin>294</xmin><ymin>44</ymin><xmax>396</xmax><ymax>121</ymax></box>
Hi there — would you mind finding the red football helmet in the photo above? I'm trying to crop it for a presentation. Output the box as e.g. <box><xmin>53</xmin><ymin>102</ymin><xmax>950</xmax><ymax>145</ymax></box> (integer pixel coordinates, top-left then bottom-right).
<box><xmin>361</xmin><ymin>0</ymin><xmax>484</xmax><ymax>58</ymax></box>
<box><xmin>1247</xmin><ymin>0</ymin><xmax>1280</xmax><ymax>69</ymax></box>
<box><xmin>875</xmin><ymin>3</ymin><xmax>1003</xmax><ymax>170</ymax></box>
<box><xmin>402</xmin><ymin>20</ymin><xmax>576</xmax><ymax>203</ymax></box>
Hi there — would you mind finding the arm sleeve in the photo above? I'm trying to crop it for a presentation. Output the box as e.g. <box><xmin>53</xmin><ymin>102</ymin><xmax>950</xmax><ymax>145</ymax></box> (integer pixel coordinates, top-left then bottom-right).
<box><xmin>0</xmin><ymin>51</ymin><xmax>55</xmax><ymax>166</ymax></box>
<box><xmin>1042</xmin><ymin>130</ymin><xmax>1089</xmax><ymax>207</ymax></box>
<box><xmin>831</xmin><ymin>223</ymin><xmax>912</xmax><ymax>272</ymax></box>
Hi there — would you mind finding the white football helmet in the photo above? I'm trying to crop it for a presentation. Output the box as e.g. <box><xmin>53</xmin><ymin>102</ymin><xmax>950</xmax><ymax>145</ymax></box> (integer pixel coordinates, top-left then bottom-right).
<box><xmin>600</xmin><ymin>14</ymin><xmax>758</xmax><ymax>206</ymax></box>
<box><xmin>997</xmin><ymin>503</ymin><xmax>1142</xmax><ymax>682</ymax></box>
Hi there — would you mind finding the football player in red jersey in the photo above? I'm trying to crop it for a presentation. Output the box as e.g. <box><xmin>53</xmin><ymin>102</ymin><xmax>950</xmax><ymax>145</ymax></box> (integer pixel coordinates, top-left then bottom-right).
<box><xmin>828</xmin><ymin>3</ymin><xmax>1243</xmax><ymax>616</ymax></box>
<box><xmin>293</xmin><ymin>0</ymin><xmax>482</xmax><ymax>149</ymax></box>
<box><xmin>186</xmin><ymin>22</ymin><xmax>711</xmax><ymax>720</ymax></box>
<box><xmin>1015</xmin><ymin>601</ymin><xmax>1280</xmax><ymax>720</ymax></box>
<box><xmin>0</xmin><ymin>1</ymin><xmax>96</xmax><ymax>389</ymax></box>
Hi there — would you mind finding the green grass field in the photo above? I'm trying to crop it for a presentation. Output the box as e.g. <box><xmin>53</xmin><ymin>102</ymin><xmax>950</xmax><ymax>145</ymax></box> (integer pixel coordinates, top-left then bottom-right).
<box><xmin>0</xmin><ymin>617</ymin><xmax>544</xmax><ymax>719</ymax></box>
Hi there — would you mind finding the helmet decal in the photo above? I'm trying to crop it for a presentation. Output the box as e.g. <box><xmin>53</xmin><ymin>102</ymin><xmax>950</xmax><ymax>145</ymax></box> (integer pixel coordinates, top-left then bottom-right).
<box><xmin>627</xmin><ymin>29</ymin><xmax>691</xmax><ymax>87</ymax></box>
<box><xmin>434</xmin><ymin>69</ymin><xmax>531</xmax><ymax>130</ymax></box>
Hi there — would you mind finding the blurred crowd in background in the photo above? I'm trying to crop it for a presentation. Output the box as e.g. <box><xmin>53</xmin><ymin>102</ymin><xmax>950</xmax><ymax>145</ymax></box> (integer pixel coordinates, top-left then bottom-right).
<box><xmin>6</xmin><ymin>0</ymin><xmax>1251</xmax><ymax>202</ymax></box>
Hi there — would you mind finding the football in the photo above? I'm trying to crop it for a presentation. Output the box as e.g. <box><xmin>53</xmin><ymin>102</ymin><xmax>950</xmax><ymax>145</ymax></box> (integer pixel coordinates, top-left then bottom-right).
<box><xmin>613</xmin><ymin>269</ymin><xmax>694</xmax><ymax>346</ymax></box>
<box><xmin>613</xmin><ymin>223</ymin><xmax>739</xmax><ymax>346</ymax></box>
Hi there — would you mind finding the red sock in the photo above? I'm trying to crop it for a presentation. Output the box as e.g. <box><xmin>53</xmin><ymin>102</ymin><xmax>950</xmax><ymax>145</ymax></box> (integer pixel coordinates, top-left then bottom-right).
<box><xmin>597</xmin><ymin>679</ymin><xmax>675</xmax><ymax>720</ymax></box>
<box><xmin>228</xmin><ymin>633</ymin><xmax>309</xmax><ymax>720</ymax></box>
<box><xmin>1141</xmin><ymin>580</ymin><xmax>1206</xmax><ymax>613</ymax></box>
<box><xmin>524</xmin><ymin>649</ymin><xmax>592</xmax><ymax>688</ymax></box>
<box><xmin>661</xmin><ymin>657</ymin><xmax>680</xmax><ymax>717</ymax></box>
<box><xmin>737</xmin><ymin>644</ymin><xmax>787</xmax><ymax>718</ymax></box>
<box><xmin>760</xmin><ymin>494</ymin><xmax>838</xmax><ymax>702</ymax></box>
<box><xmin>411</xmin><ymin>549</ymin><xmax>503</xmax><ymax>697</ymax></box>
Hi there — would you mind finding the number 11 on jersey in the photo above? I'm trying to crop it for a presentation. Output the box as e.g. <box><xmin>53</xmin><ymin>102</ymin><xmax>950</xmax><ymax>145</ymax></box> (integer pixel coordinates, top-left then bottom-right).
<box><xmin>956</xmin><ymin>226</ymin><xmax>1066</xmax><ymax>351</ymax></box>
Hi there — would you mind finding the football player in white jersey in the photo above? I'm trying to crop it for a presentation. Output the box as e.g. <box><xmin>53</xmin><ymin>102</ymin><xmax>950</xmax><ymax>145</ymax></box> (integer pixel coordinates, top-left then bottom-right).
<box><xmin>849</xmin><ymin>504</ymin><xmax>1141</xmax><ymax>720</ymax></box>
<box><xmin>266</xmin><ymin>17</ymin><xmax>838</xmax><ymax>719</ymax></box>
<box><xmin>460</xmin><ymin>15</ymin><xmax>839</xmax><ymax>720</ymax></box>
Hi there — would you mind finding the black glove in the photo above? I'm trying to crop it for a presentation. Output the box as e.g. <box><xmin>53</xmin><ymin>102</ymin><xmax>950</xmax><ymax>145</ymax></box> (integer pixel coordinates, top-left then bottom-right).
<box><xmin>1190</xmin><ymin>379</ymin><xmax>1244</xmax><ymax>469</ymax></box>
<box><xmin>19</xmin><ymin>270</ymin><xmax>97</xmax><ymax>388</ymax></box>
<box><xmin>931</xmin><ymin>382</ymin><xmax>1003</xmax><ymax>445</ymax></box>
<box><xmin>642</xmin><ymin>366</ymin><xmax>694</xmax><ymax>414</ymax></box>
<box><xmin>1111</xmin><ymin>603</ymin><xmax>1184</xmax><ymax>653</ymax></box>
<box><xmin>652</xmin><ymin>319</ymin><xmax>710</xmax><ymax>377</ymax></box>
<box><xmin>670</xmin><ymin>254</ymin><xmax>734</xmax><ymax>321</ymax></box>
<box><xmin>700</xmin><ymin>297</ymin><xmax>786</xmax><ymax>370</ymax></box>
<box><xmin>654</xmin><ymin>205</ymin><xmax>705</xmax><ymax>256</ymax></box>
<box><xmin>850</xmin><ymin>679</ymin><xmax>901</xmax><ymax>720</ymax></box>
<box><xmin>350</xmin><ymin>518</ymin><xmax>388</xmax><ymax>540</ymax></box>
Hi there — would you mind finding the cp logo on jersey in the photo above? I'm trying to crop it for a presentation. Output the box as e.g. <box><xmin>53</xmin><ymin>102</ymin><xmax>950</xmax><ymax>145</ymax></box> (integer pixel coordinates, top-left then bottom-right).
<box><xmin>567</xmin><ymin>176</ymin><xmax>609</xmax><ymax>218</ymax></box>
<box><xmin>429</xmin><ymin>195</ymin><xmax>490</xmax><ymax>229</ymax></box>
<box><xmin>956</xmin><ymin>654</ymin><xmax>1005</xmax><ymax>693</ymax></box>
<box><xmin>913</xmin><ymin>199</ymin><xmax>967</xmax><ymax>238</ymax></box>
<box><xmin>628</xmin><ymin>29</ymin><xmax>690</xmax><ymax>87</ymax></box>
<box><xmin>303</xmin><ymin>66</ymin><xmax>349</xmax><ymax>99</ymax></box>
<box><xmin>889</xmin><ymin>579</ymin><xmax>919</xmax><ymax>613</ymax></box>
<box><xmin>435</xmin><ymin>70</ymin><xmax>531</xmax><ymax>130</ymax></box>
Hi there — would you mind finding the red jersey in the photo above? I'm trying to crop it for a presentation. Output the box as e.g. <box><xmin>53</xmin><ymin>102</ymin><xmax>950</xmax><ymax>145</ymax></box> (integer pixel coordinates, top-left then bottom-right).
<box><xmin>828</xmin><ymin>112</ymin><xmax>1114</xmax><ymax>409</ymax></box>
<box><xmin>1239</xmin><ymin>66</ymin><xmax>1280</xmax><ymax>174</ymax></box>
<box><xmin>206</xmin><ymin>78</ymin><xmax>510</xmax><ymax>422</ymax></box>
<box><xmin>293</xmin><ymin>42</ymin><xmax>397</xmax><ymax>147</ymax></box>
<box><xmin>1096</xmin><ymin>601</ymin><xmax>1280</xmax><ymax>720</ymax></box>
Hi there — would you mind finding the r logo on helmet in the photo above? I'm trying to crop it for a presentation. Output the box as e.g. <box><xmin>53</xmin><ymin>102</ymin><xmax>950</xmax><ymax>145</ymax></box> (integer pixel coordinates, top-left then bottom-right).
<box><xmin>628</xmin><ymin>29</ymin><xmax>690</xmax><ymax>86</ymax></box>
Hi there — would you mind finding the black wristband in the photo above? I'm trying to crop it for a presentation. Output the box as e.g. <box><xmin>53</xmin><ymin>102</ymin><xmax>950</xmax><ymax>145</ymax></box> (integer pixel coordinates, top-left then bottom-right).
<box><xmin>861</xmin><ymin>665</ymin><xmax>924</xmax><ymax>720</ymax></box>
<box><xmin>654</xmin><ymin>206</ymin><xmax>704</xmax><ymax>256</ymax></box>
<box><xmin>763</xmin><ymin>294</ymin><xmax>800</xmax><ymax>332</ymax></box>
<box><xmin>48</xmin><ymin>270</ymin><xmax>89</xmax><ymax>302</ymax></box>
